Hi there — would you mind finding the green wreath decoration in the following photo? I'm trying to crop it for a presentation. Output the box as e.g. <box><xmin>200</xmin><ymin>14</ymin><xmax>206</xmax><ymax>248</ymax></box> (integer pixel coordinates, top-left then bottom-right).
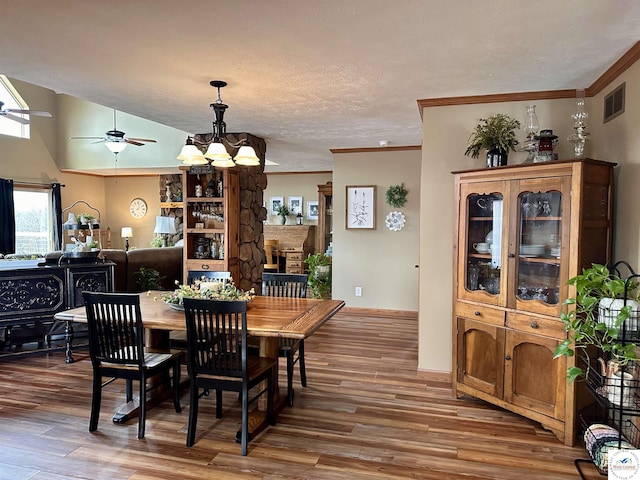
<box><xmin>385</xmin><ymin>183</ymin><xmax>408</xmax><ymax>208</ymax></box>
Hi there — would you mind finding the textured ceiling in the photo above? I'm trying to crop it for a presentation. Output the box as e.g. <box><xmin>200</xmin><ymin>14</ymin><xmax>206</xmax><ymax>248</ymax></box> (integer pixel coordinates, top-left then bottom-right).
<box><xmin>3</xmin><ymin>0</ymin><xmax>640</xmax><ymax>173</ymax></box>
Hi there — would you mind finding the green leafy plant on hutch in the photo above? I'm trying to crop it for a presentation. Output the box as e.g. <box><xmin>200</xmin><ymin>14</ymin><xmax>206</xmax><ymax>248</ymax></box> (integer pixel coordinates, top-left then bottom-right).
<box><xmin>305</xmin><ymin>253</ymin><xmax>332</xmax><ymax>299</ymax></box>
<box><xmin>464</xmin><ymin>113</ymin><xmax>520</xmax><ymax>159</ymax></box>
<box><xmin>385</xmin><ymin>183</ymin><xmax>408</xmax><ymax>208</ymax></box>
<box><xmin>553</xmin><ymin>263</ymin><xmax>640</xmax><ymax>383</ymax></box>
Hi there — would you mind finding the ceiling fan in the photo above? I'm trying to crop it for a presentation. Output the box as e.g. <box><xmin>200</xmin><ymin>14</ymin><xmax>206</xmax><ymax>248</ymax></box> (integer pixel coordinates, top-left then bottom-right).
<box><xmin>70</xmin><ymin>110</ymin><xmax>157</xmax><ymax>154</ymax></box>
<box><xmin>0</xmin><ymin>100</ymin><xmax>52</xmax><ymax>124</ymax></box>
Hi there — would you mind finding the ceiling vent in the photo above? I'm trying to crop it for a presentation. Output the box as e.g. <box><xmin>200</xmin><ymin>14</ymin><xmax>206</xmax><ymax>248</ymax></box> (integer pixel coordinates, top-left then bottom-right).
<box><xmin>604</xmin><ymin>82</ymin><xmax>625</xmax><ymax>123</ymax></box>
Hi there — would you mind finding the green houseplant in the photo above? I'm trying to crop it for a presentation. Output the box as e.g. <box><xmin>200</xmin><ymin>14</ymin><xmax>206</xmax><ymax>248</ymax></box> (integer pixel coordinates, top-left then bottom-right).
<box><xmin>134</xmin><ymin>267</ymin><xmax>165</xmax><ymax>291</ymax></box>
<box><xmin>553</xmin><ymin>263</ymin><xmax>640</xmax><ymax>383</ymax></box>
<box><xmin>464</xmin><ymin>113</ymin><xmax>520</xmax><ymax>167</ymax></box>
<box><xmin>305</xmin><ymin>253</ymin><xmax>332</xmax><ymax>299</ymax></box>
<box><xmin>277</xmin><ymin>204</ymin><xmax>289</xmax><ymax>225</ymax></box>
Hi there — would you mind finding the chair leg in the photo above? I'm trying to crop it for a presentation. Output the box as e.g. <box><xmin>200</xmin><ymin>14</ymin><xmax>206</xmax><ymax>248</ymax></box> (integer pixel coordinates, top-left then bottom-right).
<box><xmin>138</xmin><ymin>375</ymin><xmax>146</xmax><ymax>439</ymax></box>
<box><xmin>186</xmin><ymin>384</ymin><xmax>199</xmax><ymax>447</ymax></box>
<box><xmin>89</xmin><ymin>371</ymin><xmax>102</xmax><ymax>432</ymax></box>
<box><xmin>298</xmin><ymin>340</ymin><xmax>307</xmax><ymax>387</ymax></box>
<box><xmin>241</xmin><ymin>384</ymin><xmax>249</xmax><ymax>456</ymax></box>
<box><xmin>126</xmin><ymin>379</ymin><xmax>133</xmax><ymax>403</ymax></box>
<box><xmin>268</xmin><ymin>368</ymin><xmax>276</xmax><ymax>426</ymax></box>
<box><xmin>286</xmin><ymin>350</ymin><xmax>295</xmax><ymax>407</ymax></box>
<box><xmin>216</xmin><ymin>390</ymin><xmax>223</xmax><ymax>418</ymax></box>
<box><xmin>172</xmin><ymin>358</ymin><xmax>181</xmax><ymax>413</ymax></box>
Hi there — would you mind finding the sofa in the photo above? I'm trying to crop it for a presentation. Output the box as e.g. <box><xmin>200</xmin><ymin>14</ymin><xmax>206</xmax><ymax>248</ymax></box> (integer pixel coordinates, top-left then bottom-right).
<box><xmin>101</xmin><ymin>246</ymin><xmax>183</xmax><ymax>292</ymax></box>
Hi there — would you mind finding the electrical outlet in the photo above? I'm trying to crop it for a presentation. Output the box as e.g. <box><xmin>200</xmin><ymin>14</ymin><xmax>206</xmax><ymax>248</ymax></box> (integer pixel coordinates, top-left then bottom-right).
<box><xmin>355</xmin><ymin>286</ymin><xmax>362</xmax><ymax>297</ymax></box>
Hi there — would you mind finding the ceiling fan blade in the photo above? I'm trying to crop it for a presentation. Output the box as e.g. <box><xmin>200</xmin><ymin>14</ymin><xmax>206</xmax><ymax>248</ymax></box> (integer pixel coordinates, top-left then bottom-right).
<box><xmin>7</xmin><ymin>108</ymin><xmax>52</xmax><ymax>117</ymax></box>
<box><xmin>2</xmin><ymin>113</ymin><xmax>30</xmax><ymax>124</ymax></box>
<box><xmin>125</xmin><ymin>139</ymin><xmax>145</xmax><ymax>146</ymax></box>
<box><xmin>128</xmin><ymin>137</ymin><xmax>157</xmax><ymax>143</ymax></box>
<box><xmin>70</xmin><ymin>136</ymin><xmax>105</xmax><ymax>140</ymax></box>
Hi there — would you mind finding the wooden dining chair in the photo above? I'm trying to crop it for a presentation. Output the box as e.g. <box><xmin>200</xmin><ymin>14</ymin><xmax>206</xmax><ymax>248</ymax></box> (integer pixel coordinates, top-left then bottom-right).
<box><xmin>183</xmin><ymin>298</ymin><xmax>277</xmax><ymax>455</ymax></box>
<box><xmin>264</xmin><ymin>239</ymin><xmax>280</xmax><ymax>273</ymax></box>
<box><xmin>261</xmin><ymin>272</ymin><xmax>309</xmax><ymax>406</ymax></box>
<box><xmin>83</xmin><ymin>291</ymin><xmax>182</xmax><ymax>439</ymax></box>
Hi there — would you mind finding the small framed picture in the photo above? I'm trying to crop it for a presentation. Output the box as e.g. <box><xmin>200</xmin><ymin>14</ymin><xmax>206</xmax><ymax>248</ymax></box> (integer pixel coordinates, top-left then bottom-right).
<box><xmin>195</xmin><ymin>222</ymin><xmax>205</xmax><ymax>229</ymax></box>
<box><xmin>270</xmin><ymin>196</ymin><xmax>284</xmax><ymax>215</ymax></box>
<box><xmin>346</xmin><ymin>185</ymin><xmax>376</xmax><ymax>229</ymax></box>
<box><xmin>288</xmin><ymin>196</ymin><xmax>303</xmax><ymax>214</ymax></box>
<box><xmin>307</xmin><ymin>201</ymin><xmax>319</xmax><ymax>220</ymax></box>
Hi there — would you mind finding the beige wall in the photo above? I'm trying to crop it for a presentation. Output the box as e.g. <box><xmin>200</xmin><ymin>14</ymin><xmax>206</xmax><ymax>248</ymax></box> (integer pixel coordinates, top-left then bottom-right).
<box><xmin>1</xmin><ymin>80</ymin><xmax>184</xmax><ymax>251</ymax></box>
<box><xmin>589</xmin><ymin>61</ymin><xmax>640</xmax><ymax>267</ymax></box>
<box><xmin>57</xmin><ymin>94</ymin><xmax>188</xmax><ymax>172</ymax></box>
<box><xmin>332</xmin><ymin>148</ymin><xmax>421</xmax><ymax>310</ymax></box>
<box><xmin>419</xmin><ymin>97</ymin><xmax>583</xmax><ymax>373</ymax></box>
<box><xmin>104</xmin><ymin>176</ymin><xmax>163</xmax><ymax>250</ymax></box>
<box><xmin>263</xmin><ymin>172</ymin><xmax>332</xmax><ymax>228</ymax></box>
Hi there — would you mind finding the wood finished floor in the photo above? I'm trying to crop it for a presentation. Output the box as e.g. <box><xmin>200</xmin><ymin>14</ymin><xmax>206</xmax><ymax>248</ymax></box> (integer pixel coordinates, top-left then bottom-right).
<box><xmin>0</xmin><ymin>311</ymin><xmax>601</xmax><ymax>480</ymax></box>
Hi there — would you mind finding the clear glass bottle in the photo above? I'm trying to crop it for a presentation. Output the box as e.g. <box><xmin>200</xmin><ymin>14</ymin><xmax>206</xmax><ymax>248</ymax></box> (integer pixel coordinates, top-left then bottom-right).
<box><xmin>520</xmin><ymin>105</ymin><xmax>539</xmax><ymax>163</ymax></box>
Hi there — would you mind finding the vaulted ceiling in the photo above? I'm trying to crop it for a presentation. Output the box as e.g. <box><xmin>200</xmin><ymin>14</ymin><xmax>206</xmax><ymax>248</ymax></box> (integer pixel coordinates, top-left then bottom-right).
<box><xmin>3</xmin><ymin>1</ymin><xmax>640</xmax><ymax>172</ymax></box>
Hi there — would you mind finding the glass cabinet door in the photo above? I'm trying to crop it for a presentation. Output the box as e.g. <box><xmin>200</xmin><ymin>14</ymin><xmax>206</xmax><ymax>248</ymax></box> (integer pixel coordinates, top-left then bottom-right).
<box><xmin>458</xmin><ymin>182</ymin><xmax>508</xmax><ymax>306</ymax></box>
<box><xmin>513</xmin><ymin>178</ymin><xmax>569</xmax><ymax>315</ymax></box>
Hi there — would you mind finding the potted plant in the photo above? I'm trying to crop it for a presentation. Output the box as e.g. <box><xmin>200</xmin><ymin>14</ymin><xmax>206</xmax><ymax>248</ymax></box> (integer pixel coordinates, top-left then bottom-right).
<box><xmin>305</xmin><ymin>253</ymin><xmax>332</xmax><ymax>299</ymax></box>
<box><xmin>464</xmin><ymin>113</ymin><xmax>520</xmax><ymax>167</ymax></box>
<box><xmin>277</xmin><ymin>204</ymin><xmax>289</xmax><ymax>225</ymax></box>
<box><xmin>134</xmin><ymin>267</ymin><xmax>165</xmax><ymax>291</ymax></box>
<box><xmin>554</xmin><ymin>263</ymin><xmax>640</xmax><ymax>383</ymax></box>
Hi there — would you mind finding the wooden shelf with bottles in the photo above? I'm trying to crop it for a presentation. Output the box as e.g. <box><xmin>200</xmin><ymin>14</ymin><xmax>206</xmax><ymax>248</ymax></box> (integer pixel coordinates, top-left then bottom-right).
<box><xmin>179</xmin><ymin>165</ymin><xmax>240</xmax><ymax>284</ymax></box>
<box><xmin>452</xmin><ymin>158</ymin><xmax>616</xmax><ymax>446</ymax></box>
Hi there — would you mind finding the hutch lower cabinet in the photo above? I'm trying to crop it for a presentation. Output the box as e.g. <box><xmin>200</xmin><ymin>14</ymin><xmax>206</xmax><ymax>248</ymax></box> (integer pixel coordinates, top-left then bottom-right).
<box><xmin>452</xmin><ymin>159</ymin><xmax>615</xmax><ymax>445</ymax></box>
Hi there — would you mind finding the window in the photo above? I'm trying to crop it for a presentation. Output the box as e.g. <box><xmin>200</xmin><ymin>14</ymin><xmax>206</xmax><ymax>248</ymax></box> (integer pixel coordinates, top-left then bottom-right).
<box><xmin>0</xmin><ymin>75</ymin><xmax>31</xmax><ymax>139</ymax></box>
<box><xmin>14</xmin><ymin>188</ymin><xmax>53</xmax><ymax>254</ymax></box>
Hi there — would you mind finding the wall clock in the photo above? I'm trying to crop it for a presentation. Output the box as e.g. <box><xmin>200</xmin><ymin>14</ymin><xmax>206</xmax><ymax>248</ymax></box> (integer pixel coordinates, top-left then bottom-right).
<box><xmin>129</xmin><ymin>198</ymin><xmax>147</xmax><ymax>219</ymax></box>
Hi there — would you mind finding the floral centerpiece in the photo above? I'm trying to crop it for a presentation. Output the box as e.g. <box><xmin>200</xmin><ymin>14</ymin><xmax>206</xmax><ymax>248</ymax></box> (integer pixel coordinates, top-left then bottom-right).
<box><xmin>158</xmin><ymin>278</ymin><xmax>255</xmax><ymax>308</ymax></box>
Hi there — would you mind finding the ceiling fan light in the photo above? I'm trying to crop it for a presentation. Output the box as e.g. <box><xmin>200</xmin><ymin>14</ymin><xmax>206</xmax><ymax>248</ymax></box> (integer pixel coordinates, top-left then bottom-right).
<box><xmin>204</xmin><ymin>141</ymin><xmax>232</xmax><ymax>161</ymax></box>
<box><xmin>234</xmin><ymin>146</ymin><xmax>261</xmax><ymax>166</ymax></box>
<box><xmin>105</xmin><ymin>141</ymin><xmax>127</xmax><ymax>153</ymax></box>
<box><xmin>178</xmin><ymin>144</ymin><xmax>207</xmax><ymax>165</ymax></box>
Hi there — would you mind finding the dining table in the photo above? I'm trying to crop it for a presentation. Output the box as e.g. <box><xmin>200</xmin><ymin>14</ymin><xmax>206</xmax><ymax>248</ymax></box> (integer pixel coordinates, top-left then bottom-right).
<box><xmin>53</xmin><ymin>291</ymin><xmax>345</xmax><ymax>442</ymax></box>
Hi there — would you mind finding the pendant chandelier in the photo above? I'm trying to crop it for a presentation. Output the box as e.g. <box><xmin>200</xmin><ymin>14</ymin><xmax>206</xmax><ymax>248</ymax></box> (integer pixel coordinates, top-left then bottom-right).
<box><xmin>177</xmin><ymin>80</ymin><xmax>261</xmax><ymax>167</ymax></box>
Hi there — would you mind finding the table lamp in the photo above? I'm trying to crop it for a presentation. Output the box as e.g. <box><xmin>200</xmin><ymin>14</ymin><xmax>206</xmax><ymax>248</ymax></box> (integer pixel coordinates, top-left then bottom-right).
<box><xmin>121</xmin><ymin>227</ymin><xmax>133</xmax><ymax>251</ymax></box>
<box><xmin>153</xmin><ymin>216</ymin><xmax>177</xmax><ymax>247</ymax></box>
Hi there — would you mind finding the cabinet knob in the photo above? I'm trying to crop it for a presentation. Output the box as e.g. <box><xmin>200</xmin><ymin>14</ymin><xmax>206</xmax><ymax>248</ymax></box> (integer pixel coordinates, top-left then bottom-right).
<box><xmin>474</xmin><ymin>311</ymin><xmax>481</xmax><ymax>316</ymax></box>
<box><xmin>530</xmin><ymin>321</ymin><xmax>539</xmax><ymax>329</ymax></box>
<box><xmin>508</xmin><ymin>253</ymin><xmax>515</xmax><ymax>258</ymax></box>
<box><xmin>505</xmin><ymin>355</ymin><xmax>511</xmax><ymax>361</ymax></box>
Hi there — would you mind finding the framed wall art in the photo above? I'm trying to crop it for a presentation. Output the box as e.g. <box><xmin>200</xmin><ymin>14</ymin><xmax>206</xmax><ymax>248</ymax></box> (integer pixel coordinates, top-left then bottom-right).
<box><xmin>270</xmin><ymin>196</ymin><xmax>284</xmax><ymax>215</ymax></box>
<box><xmin>346</xmin><ymin>185</ymin><xmax>376</xmax><ymax>230</ymax></box>
<box><xmin>288</xmin><ymin>195</ymin><xmax>303</xmax><ymax>214</ymax></box>
<box><xmin>307</xmin><ymin>201</ymin><xmax>319</xmax><ymax>220</ymax></box>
